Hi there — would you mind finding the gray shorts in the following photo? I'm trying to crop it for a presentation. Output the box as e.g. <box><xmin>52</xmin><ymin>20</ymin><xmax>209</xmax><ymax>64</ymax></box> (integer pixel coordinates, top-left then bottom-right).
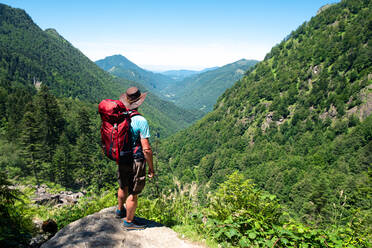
<box><xmin>117</xmin><ymin>159</ymin><xmax>146</xmax><ymax>195</ymax></box>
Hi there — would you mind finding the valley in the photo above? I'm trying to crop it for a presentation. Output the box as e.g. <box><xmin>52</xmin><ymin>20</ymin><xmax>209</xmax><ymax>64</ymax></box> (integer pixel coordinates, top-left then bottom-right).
<box><xmin>97</xmin><ymin>54</ymin><xmax>258</xmax><ymax>113</ymax></box>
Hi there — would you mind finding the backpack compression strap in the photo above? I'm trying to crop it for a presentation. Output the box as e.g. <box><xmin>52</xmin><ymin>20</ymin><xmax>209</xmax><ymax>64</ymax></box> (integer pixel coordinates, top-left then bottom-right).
<box><xmin>128</xmin><ymin>110</ymin><xmax>143</xmax><ymax>156</ymax></box>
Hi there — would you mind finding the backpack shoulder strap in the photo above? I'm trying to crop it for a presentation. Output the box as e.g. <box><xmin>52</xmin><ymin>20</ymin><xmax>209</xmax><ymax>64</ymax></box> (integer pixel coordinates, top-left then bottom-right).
<box><xmin>129</xmin><ymin>110</ymin><xmax>141</xmax><ymax>118</ymax></box>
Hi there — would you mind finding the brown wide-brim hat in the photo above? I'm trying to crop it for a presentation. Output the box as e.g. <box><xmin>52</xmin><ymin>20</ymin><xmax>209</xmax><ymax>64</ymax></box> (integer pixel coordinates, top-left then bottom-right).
<box><xmin>120</xmin><ymin>86</ymin><xmax>147</xmax><ymax>110</ymax></box>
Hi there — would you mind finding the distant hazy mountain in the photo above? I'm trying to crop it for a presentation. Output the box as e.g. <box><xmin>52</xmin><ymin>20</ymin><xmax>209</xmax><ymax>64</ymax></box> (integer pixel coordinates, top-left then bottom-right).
<box><xmin>200</xmin><ymin>66</ymin><xmax>219</xmax><ymax>73</ymax></box>
<box><xmin>96</xmin><ymin>55</ymin><xmax>176</xmax><ymax>94</ymax></box>
<box><xmin>160</xmin><ymin>70</ymin><xmax>200</xmax><ymax>81</ymax></box>
<box><xmin>161</xmin><ymin>67</ymin><xmax>219</xmax><ymax>81</ymax></box>
<box><xmin>167</xmin><ymin>59</ymin><xmax>258</xmax><ymax>112</ymax></box>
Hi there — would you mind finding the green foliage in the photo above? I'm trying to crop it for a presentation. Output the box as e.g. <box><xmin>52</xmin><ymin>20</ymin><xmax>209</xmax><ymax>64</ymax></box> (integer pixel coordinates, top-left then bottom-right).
<box><xmin>0</xmin><ymin>172</ymin><xmax>34</xmax><ymax>247</ymax></box>
<box><xmin>139</xmin><ymin>172</ymin><xmax>371</xmax><ymax>247</ymax></box>
<box><xmin>38</xmin><ymin>173</ymin><xmax>366</xmax><ymax>247</ymax></box>
<box><xmin>137</xmin><ymin>181</ymin><xmax>199</xmax><ymax>226</ymax></box>
<box><xmin>201</xmin><ymin>172</ymin><xmax>282</xmax><ymax>247</ymax></box>
<box><xmin>196</xmin><ymin>172</ymin><xmax>370</xmax><ymax>247</ymax></box>
<box><xmin>49</xmin><ymin>189</ymin><xmax>117</xmax><ymax>229</ymax></box>
<box><xmin>0</xmin><ymin>85</ymin><xmax>117</xmax><ymax>190</ymax></box>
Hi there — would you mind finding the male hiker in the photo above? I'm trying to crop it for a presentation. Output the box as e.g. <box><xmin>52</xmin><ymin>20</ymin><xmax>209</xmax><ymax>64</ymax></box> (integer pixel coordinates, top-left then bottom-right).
<box><xmin>116</xmin><ymin>86</ymin><xmax>155</xmax><ymax>229</ymax></box>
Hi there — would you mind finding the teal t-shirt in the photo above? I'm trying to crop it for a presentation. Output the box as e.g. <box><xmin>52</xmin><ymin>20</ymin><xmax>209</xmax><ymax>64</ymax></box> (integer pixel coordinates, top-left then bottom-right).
<box><xmin>130</xmin><ymin>115</ymin><xmax>150</xmax><ymax>146</ymax></box>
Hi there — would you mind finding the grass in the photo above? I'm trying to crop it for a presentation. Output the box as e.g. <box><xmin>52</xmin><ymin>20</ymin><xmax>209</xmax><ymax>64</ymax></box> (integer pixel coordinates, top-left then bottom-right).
<box><xmin>173</xmin><ymin>224</ymin><xmax>218</xmax><ymax>248</ymax></box>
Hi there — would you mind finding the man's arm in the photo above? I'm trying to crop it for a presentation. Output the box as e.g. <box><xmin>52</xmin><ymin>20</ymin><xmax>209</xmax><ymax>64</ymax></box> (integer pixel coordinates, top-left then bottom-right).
<box><xmin>140</xmin><ymin>138</ymin><xmax>155</xmax><ymax>178</ymax></box>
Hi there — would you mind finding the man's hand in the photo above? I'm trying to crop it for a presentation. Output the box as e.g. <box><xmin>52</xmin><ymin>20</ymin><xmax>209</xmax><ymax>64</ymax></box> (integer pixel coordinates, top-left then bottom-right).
<box><xmin>148</xmin><ymin>168</ymin><xmax>155</xmax><ymax>179</ymax></box>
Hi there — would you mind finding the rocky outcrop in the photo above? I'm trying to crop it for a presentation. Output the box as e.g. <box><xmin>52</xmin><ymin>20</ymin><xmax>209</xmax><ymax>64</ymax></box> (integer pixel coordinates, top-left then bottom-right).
<box><xmin>317</xmin><ymin>4</ymin><xmax>333</xmax><ymax>15</ymax></box>
<box><xmin>359</xmin><ymin>84</ymin><xmax>372</xmax><ymax>120</ymax></box>
<box><xmin>32</xmin><ymin>184</ymin><xmax>84</xmax><ymax>206</ymax></box>
<box><xmin>41</xmin><ymin>207</ymin><xmax>203</xmax><ymax>248</ymax></box>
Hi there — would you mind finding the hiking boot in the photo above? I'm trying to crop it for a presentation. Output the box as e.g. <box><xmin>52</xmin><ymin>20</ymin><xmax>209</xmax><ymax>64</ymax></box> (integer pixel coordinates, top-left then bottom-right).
<box><xmin>115</xmin><ymin>208</ymin><xmax>126</xmax><ymax>219</ymax></box>
<box><xmin>123</xmin><ymin>219</ymin><xmax>146</xmax><ymax>230</ymax></box>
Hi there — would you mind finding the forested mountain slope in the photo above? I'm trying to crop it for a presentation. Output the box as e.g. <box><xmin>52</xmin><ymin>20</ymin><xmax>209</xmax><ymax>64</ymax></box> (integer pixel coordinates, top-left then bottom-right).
<box><xmin>167</xmin><ymin>59</ymin><xmax>258</xmax><ymax>112</ymax></box>
<box><xmin>0</xmin><ymin>4</ymin><xmax>198</xmax><ymax>138</ymax></box>
<box><xmin>96</xmin><ymin>54</ymin><xmax>176</xmax><ymax>95</ymax></box>
<box><xmin>158</xmin><ymin>0</ymin><xmax>371</xmax><ymax>226</ymax></box>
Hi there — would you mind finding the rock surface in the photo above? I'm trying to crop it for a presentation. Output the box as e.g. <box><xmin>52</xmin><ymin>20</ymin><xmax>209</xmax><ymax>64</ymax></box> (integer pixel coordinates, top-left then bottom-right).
<box><xmin>32</xmin><ymin>184</ymin><xmax>85</xmax><ymax>206</ymax></box>
<box><xmin>41</xmin><ymin>207</ymin><xmax>204</xmax><ymax>248</ymax></box>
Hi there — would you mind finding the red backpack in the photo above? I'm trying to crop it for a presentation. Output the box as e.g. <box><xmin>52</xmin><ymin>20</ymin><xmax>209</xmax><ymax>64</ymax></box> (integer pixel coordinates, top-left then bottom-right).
<box><xmin>98</xmin><ymin>99</ymin><xmax>139</xmax><ymax>164</ymax></box>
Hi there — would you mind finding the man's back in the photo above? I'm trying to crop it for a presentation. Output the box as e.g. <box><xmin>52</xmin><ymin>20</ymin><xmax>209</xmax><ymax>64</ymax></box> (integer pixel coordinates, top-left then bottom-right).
<box><xmin>130</xmin><ymin>115</ymin><xmax>150</xmax><ymax>146</ymax></box>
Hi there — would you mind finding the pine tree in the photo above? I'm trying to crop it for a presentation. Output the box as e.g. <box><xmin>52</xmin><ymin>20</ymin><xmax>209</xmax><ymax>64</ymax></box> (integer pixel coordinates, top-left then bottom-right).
<box><xmin>52</xmin><ymin>133</ymin><xmax>73</xmax><ymax>187</ymax></box>
<box><xmin>5</xmin><ymin>87</ymin><xmax>33</xmax><ymax>140</ymax></box>
<box><xmin>72</xmin><ymin>107</ymin><xmax>96</xmax><ymax>187</ymax></box>
<box><xmin>76</xmin><ymin>107</ymin><xmax>92</xmax><ymax>137</ymax></box>
<box><xmin>33</xmin><ymin>84</ymin><xmax>65</xmax><ymax>163</ymax></box>
<box><xmin>20</xmin><ymin>109</ymin><xmax>42</xmax><ymax>184</ymax></box>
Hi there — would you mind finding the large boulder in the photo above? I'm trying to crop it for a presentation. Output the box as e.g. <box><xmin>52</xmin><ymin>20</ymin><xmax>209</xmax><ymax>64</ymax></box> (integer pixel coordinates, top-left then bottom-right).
<box><xmin>41</xmin><ymin>207</ymin><xmax>203</xmax><ymax>248</ymax></box>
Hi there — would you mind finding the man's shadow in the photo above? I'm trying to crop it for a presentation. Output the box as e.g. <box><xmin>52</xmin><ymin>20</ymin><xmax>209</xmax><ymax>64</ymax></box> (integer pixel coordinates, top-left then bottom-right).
<box><xmin>133</xmin><ymin>216</ymin><xmax>164</xmax><ymax>228</ymax></box>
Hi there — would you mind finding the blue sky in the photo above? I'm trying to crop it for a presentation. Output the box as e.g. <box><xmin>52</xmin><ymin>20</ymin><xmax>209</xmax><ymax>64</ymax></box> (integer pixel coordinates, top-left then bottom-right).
<box><xmin>2</xmin><ymin>0</ymin><xmax>338</xmax><ymax>71</ymax></box>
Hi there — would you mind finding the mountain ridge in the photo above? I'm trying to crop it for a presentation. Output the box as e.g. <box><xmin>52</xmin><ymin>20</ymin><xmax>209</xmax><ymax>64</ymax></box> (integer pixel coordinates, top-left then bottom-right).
<box><xmin>96</xmin><ymin>54</ymin><xmax>177</xmax><ymax>95</ymax></box>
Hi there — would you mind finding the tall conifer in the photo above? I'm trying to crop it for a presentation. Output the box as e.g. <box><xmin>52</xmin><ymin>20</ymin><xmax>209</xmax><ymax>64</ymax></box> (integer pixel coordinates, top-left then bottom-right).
<box><xmin>73</xmin><ymin>107</ymin><xmax>96</xmax><ymax>187</ymax></box>
<box><xmin>20</xmin><ymin>107</ymin><xmax>42</xmax><ymax>184</ymax></box>
<box><xmin>52</xmin><ymin>133</ymin><xmax>73</xmax><ymax>186</ymax></box>
<box><xmin>33</xmin><ymin>84</ymin><xmax>65</xmax><ymax>163</ymax></box>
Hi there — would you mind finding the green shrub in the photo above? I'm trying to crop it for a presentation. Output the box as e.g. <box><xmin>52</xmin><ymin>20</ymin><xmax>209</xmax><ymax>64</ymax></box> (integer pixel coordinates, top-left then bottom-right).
<box><xmin>137</xmin><ymin>180</ymin><xmax>199</xmax><ymax>226</ymax></box>
<box><xmin>49</xmin><ymin>188</ymin><xmax>117</xmax><ymax>229</ymax></box>
<box><xmin>0</xmin><ymin>172</ymin><xmax>34</xmax><ymax>247</ymax></box>
<box><xmin>189</xmin><ymin>172</ymin><xmax>370</xmax><ymax>247</ymax></box>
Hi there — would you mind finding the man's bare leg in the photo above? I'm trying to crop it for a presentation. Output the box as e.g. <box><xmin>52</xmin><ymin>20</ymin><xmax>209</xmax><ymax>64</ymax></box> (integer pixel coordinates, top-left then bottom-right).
<box><xmin>118</xmin><ymin>187</ymin><xmax>128</xmax><ymax>211</ymax></box>
<box><xmin>125</xmin><ymin>194</ymin><xmax>138</xmax><ymax>222</ymax></box>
